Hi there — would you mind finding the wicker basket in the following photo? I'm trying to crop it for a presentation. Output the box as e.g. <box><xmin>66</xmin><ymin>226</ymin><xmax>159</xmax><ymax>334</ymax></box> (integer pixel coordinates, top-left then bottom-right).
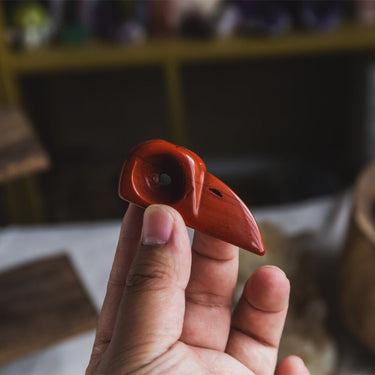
<box><xmin>340</xmin><ymin>162</ymin><xmax>375</xmax><ymax>352</ymax></box>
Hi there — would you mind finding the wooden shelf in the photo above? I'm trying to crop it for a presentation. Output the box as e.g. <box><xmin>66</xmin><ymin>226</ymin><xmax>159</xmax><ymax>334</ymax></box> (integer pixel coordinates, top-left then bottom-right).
<box><xmin>1</xmin><ymin>15</ymin><xmax>375</xmax><ymax>222</ymax></box>
<box><xmin>6</xmin><ymin>23</ymin><xmax>375</xmax><ymax>73</ymax></box>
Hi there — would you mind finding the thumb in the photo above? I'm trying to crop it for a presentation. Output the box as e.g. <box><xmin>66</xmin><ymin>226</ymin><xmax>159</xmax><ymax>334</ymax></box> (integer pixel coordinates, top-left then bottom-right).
<box><xmin>107</xmin><ymin>204</ymin><xmax>192</xmax><ymax>368</ymax></box>
<box><xmin>276</xmin><ymin>356</ymin><xmax>310</xmax><ymax>375</ymax></box>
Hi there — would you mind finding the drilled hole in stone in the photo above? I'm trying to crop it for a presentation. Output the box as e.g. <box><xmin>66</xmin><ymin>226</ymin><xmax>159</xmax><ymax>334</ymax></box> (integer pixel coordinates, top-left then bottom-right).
<box><xmin>159</xmin><ymin>173</ymin><xmax>172</xmax><ymax>186</ymax></box>
<box><xmin>209</xmin><ymin>188</ymin><xmax>223</xmax><ymax>198</ymax></box>
<box><xmin>137</xmin><ymin>153</ymin><xmax>187</xmax><ymax>204</ymax></box>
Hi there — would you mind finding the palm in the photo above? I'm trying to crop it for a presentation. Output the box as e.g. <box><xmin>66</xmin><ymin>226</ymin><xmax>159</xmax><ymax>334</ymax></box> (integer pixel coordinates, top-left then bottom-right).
<box><xmin>175</xmin><ymin>343</ymin><xmax>261</xmax><ymax>374</ymax></box>
<box><xmin>86</xmin><ymin>205</ymin><xmax>309</xmax><ymax>375</ymax></box>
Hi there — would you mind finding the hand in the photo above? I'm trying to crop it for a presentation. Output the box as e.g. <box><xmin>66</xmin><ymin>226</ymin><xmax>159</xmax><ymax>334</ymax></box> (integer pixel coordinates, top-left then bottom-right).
<box><xmin>86</xmin><ymin>204</ymin><xmax>310</xmax><ymax>375</ymax></box>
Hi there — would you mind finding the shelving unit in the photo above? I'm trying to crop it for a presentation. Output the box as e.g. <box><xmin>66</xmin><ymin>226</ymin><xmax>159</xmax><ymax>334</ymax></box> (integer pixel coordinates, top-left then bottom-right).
<box><xmin>1</xmin><ymin>0</ymin><xmax>375</xmax><ymax>222</ymax></box>
<box><xmin>6</xmin><ymin>24</ymin><xmax>375</xmax><ymax>73</ymax></box>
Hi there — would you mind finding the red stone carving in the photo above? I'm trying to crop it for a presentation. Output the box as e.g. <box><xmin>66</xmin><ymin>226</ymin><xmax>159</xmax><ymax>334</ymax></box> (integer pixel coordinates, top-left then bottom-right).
<box><xmin>119</xmin><ymin>139</ymin><xmax>264</xmax><ymax>255</ymax></box>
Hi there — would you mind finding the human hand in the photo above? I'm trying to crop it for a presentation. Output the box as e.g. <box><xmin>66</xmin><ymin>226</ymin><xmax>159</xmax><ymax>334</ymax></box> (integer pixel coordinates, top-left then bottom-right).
<box><xmin>86</xmin><ymin>204</ymin><xmax>310</xmax><ymax>375</ymax></box>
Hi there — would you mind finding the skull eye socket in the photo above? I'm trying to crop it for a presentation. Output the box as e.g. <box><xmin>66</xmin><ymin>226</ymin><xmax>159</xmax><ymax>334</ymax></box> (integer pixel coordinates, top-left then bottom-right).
<box><xmin>134</xmin><ymin>153</ymin><xmax>187</xmax><ymax>205</ymax></box>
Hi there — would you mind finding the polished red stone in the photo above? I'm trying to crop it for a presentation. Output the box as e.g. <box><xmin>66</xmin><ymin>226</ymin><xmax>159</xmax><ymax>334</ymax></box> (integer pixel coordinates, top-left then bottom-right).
<box><xmin>118</xmin><ymin>139</ymin><xmax>265</xmax><ymax>255</ymax></box>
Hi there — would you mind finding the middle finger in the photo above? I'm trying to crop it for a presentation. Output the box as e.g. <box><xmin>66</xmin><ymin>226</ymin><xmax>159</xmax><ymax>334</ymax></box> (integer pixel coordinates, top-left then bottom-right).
<box><xmin>180</xmin><ymin>231</ymin><xmax>239</xmax><ymax>351</ymax></box>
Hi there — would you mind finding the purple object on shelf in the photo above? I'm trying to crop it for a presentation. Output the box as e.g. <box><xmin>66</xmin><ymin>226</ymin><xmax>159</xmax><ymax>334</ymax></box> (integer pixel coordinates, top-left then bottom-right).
<box><xmin>301</xmin><ymin>1</ymin><xmax>343</xmax><ymax>31</ymax></box>
<box><xmin>236</xmin><ymin>0</ymin><xmax>292</xmax><ymax>36</ymax></box>
<box><xmin>115</xmin><ymin>21</ymin><xmax>145</xmax><ymax>44</ymax></box>
<box><xmin>92</xmin><ymin>0</ymin><xmax>147</xmax><ymax>44</ymax></box>
<box><xmin>92</xmin><ymin>1</ymin><xmax>121</xmax><ymax>40</ymax></box>
<box><xmin>289</xmin><ymin>0</ymin><xmax>344</xmax><ymax>31</ymax></box>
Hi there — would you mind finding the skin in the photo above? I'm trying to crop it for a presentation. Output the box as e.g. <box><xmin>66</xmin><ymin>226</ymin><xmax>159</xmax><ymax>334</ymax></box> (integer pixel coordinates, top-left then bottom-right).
<box><xmin>86</xmin><ymin>204</ymin><xmax>310</xmax><ymax>375</ymax></box>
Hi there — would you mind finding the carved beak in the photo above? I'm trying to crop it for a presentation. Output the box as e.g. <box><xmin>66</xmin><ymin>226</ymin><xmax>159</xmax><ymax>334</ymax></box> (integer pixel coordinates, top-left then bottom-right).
<box><xmin>119</xmin><ymin>140</ymin><xmax>265</xmax><ymax>256</ymax></box>
<box><xmin>195</xmin><ymin>171</ymin><xmax>265</xmax><ymax>255</ymax></box>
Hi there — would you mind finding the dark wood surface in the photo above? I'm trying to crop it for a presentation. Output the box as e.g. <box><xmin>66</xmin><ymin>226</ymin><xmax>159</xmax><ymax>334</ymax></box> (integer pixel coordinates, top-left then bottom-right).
<box><xmin>0</xmin><ymin>107</ymin><xmax>50</xmax><ymax>184</ymax></box>
<box><xmin>0</xmin><ymin>254</ymin><xmax>97</xmax><ymax>364</ymax></box>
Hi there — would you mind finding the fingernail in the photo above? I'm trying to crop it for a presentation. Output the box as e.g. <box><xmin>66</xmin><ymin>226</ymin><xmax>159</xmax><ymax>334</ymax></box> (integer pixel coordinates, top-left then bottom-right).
<box><xmin>142</xmin><ymin>205</ymin><xmax>173</xmax><ymax>245</ymax></box>
<box><xmin>291</xmin><ymin>356</ymin><xmax>306</xmax><ymax>368</ymax></box>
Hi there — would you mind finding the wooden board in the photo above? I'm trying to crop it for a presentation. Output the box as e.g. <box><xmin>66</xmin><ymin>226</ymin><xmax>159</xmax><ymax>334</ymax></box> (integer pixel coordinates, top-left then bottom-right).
<box><xmin>0</xmin><ymin>107</ymin><xmax>50</xmax><ymax>184</ymax></box>
<box><xmin>0</xmin><ymin>254</ymin><xmax>97</xmax><ymax>364</ymax></box>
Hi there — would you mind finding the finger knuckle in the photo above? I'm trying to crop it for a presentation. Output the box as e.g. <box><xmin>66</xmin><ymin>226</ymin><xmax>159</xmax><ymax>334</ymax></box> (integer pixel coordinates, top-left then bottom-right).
<box><xmin>125</xmin><ymin>256</ymin><xmax>173</xmax><ymax>292</ymax></box>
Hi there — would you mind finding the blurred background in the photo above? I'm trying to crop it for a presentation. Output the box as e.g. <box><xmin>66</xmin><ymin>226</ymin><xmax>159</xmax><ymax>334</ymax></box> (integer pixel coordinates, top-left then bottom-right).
<box><xmin>1</xmin><ymin>1</ymin><xmax>375</xmax><ymax>374</ymax></box>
